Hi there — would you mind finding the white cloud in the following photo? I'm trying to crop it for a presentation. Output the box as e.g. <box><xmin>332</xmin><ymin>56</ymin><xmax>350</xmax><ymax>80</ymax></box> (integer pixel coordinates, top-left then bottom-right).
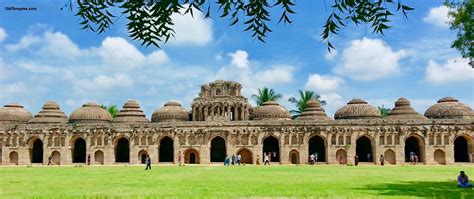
<box><xmin>333</xmin><ymin>37</ymin><xmax>407</xmax><ymax>81</ymax></box>
<box><xmin>0</xmin><ymin>27</ymin><xmax>7</xmax><ymax>42</ymax></box>
<box><xmin>40</xmin><ymin>32</ymin><xmax>80</xmax><ymax>59</ymax></box>
<box><xmin>229</xmin><ymin>50</ymin><xmax>249</xmax><ymax>69</ymax></box>
<box><xmin>423</xmin><ymin>6</ymin><xmax>451</xmax><ymax>28</ymax></box>
<box><xmin>305</xmin><ymin>74</ymin><xmax>344</xmax><ymax>92</ymax></box>
<box><xmin>74</xmin><ymin>73</ymin><xmax>134</xmax><ymax>95</ymax></box>
<box><xmin>146</xmin><ymin>50</ymin><xmax>170</xmax><ymax>66</ymax></box>
<box><xmin>97</xmin><ymin>37</ymin><xmax>145</xmax><ymax>70</ymax></box>
<box><xmin>5</xmin><ymin>35</ymin><xmax>39</xmax><ymax>52</ymax></box>
<box><xmin>169</xmin><ymin>6</ymin><xmax>213</xmax><ymax>46</ymax></box>
<box><xmin>425</xmin><ymin>58</ymin><xmax>473</xmax><ymax>84</ymax></box>
<box><xmin>256</xmin><ymin>65</ymin><xmax>295</xmax><ymax>85</ymax></box>
<box><xmin>319</xmin><ymin>93</ymin><xmax>344</xmax><ymax>117</ymax></box>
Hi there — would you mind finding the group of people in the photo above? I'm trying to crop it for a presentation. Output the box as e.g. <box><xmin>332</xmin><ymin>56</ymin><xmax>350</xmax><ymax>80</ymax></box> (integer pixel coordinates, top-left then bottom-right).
<box><xmin>308</xmin><ymin>153</ymin><xmax>319</xmax><ymax>164</ymax></box>
<box><xmin>409</xmin><ymin>151</ymin><xmax>419</xmax><ymax>165</ymax></box>
<box><xmin>263</xmin><ymin>152</ymin><xmax>277</xmax><ymax>165</ymax></box>
<box><xmin>224</xmin><ymin>154</ymin><xmax>242</xmax><ymax>165</ymax></box>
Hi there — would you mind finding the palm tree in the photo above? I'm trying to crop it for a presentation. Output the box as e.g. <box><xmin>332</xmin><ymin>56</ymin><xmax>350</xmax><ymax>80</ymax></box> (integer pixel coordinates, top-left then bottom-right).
<box><xmin>252</xmin><ymin>87</ymin><xmax>282</xmax><ymax>106</ymax></box>
<box><xmin>288</xmin><ymin>90</ymin><xmax>326</xmax><ymax>118</ymax></box>
<box><xmin>378</xmin><ymin>105</ymin><xmax>391</xmax><ymax>118</ymax></box>
<box><xmin>100</xmin><ymin>104</ymin><xmax>119</xmax><ymax>118</ymax></box>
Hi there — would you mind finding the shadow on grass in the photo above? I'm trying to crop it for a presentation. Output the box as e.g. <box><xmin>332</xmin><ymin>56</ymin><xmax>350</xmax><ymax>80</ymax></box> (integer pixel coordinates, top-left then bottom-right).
<box><xmin>357</xmin><ymin>181</ymin><xmax>474</xmax><ymax>198</ymax></box>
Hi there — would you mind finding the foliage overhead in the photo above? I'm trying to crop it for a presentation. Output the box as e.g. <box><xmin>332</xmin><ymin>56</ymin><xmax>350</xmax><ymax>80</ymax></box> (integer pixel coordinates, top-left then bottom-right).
<box><xmin>100</xmin><ymin>104</ymin><xmax>119</xmax><ymax>118</ymax></box>
<box><xmin>445</xmin><ymin>0</ymin><xmax>473</xmax><ymax>62</ymax></box>
<box><xmin>65</xmin><ymin>0</ymin><xmax>414</xmax><ymax>51</ymax></box>
<box><xmin>377</xmin><ymin>105</ymin><xmax>391</xmax><ymax>118</ymax></box>
<box><xmin>252</xmin><ymin>87</ymin><xmax>282</xmax><ymax>106</ymax></box>
<box><xmin>288</xmin><ymin>90</ymin><xmax>326</xmax><ymax>118</ymax></box>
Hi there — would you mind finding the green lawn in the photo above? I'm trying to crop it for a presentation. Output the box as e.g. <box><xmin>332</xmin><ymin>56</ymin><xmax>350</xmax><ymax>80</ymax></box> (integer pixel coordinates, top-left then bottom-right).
<box><xmin>0</xmin><ymin>165</ymin><xmax>473</xmax><ymax>198</ymax></box>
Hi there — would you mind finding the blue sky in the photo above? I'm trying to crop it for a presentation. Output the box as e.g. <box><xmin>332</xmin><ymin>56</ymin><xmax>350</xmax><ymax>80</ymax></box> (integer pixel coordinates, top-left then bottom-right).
<box><xmin>0</xmin><ymin>0</ymin><xmax>472</xmax><ymax>118</ymax></box>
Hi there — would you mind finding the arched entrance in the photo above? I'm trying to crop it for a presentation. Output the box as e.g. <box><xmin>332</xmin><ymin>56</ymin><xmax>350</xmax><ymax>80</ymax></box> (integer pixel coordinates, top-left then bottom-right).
<box><xmin>95</xmin><ymin>150</ymin><xmax>104</xmax><ymax>165</ymax></box>
<box><xmin>289</xmin><ymin>150</ymin><xmax>299</xmax><ymax>164</ymax></box>
<box><xmin>115</xmin><ymin>137</ymin><xmax>130</xmax><ymax>163</ymax></box>
<box><xmin>405</xmin><ymin>136</ymin><xmax>424</xmax><ymax>162</ymax></box>
<box><xmin>434</xmin><ymin>149</ymin><xmax>446</xmax><ymax>165</ymax></box>
<box><xmin>356</xmin><ymin>136</ymin><xmax>373</xmax><ymax>162</ymax></box>
<box><xmin>185</xmin><ymin>149</ymin><xmax>199</xmax><ymax>164</ymax></box>
<box><xmin>159</xmin><ymin>137</ymin><xmax>174</xmax><ymax>162</ymax></box>
<box><xmin>10</xmin><ymin>151</ymin><xmax>18</xmax><ymax>165</ymax></box>
<box><xmin>31</xmin><ymin>139</ymin><xmax>43</xmax><ymax>163</ymax></box>
<box><xmin>308</xmin><ymin>135</ymin><xmax>326</xmax><ymax>162</ymax></box>
<box><xmin>384</xmin><ymin>149</ymin><xmax>396</xmax><ymax>165</ymax></box>
<box><xmin>51</xmin><ymin>151</ymin><xmax>61</xmax><ymax>165</ymax></box>
<box><xmin>335</xmin><ymin>149</ymin><xmax>347</xmax><ymax>164</ymax></box>
<box><xmin>237</xmin><ymin>148</ymin><xmax>253</xmax><ymax>164</ymax></box>
<box><xmin>454</xmin><ymin>136</ymin><xmax>470</xmax><ymax>162</ymax></box>
<box><xmin>138</xmin><ymin>150</ymin><xmax>148</xmax><ymax>164</ymax></box>
<box><xmin>72</xmin><ymin>138</ymin><xmax>86</xmax><ymax>163</ymax></box>
<box><xmin>210</xmin><ymin>136</ymin><xmax>226</xmax><ymax>162</ymax></box>
<box><xmin>263</xmin><ymin>136</ymin><xmax>280</xmax><ymax>162</ymax></box>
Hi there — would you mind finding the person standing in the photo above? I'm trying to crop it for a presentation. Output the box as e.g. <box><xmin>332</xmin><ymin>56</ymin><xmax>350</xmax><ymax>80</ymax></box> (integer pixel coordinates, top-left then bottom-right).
<box><xmin>339</xmin><ymin>155</ymin><xmax>343</xmax><ymax>165</ymax></box>
<box><xmin>309</xmin><ymin>154</ymin><xmax>315</xmax><ymax>165</ymax></box>
<box><xmin>237</xmin><ymin>154</ymin><xmax>241</xmax><ymax>165</ymax></box>
<box><xmin>264</xmin><ymin>153</ymin><xmax>270</xmax><ymax>165</ymax></box>
<box><xmin>224</xmin><ymin>155</ymin><xmax>230</xmax><ymax>166</ymax></box>
<box><xmin>380</xmin><ymin>154</ymin><xmax>384</xmax><ymax>166</ymax></box>
<box><xmin>178</xmin><ymin>151</ymin><xmax>183</xmax><ymax>166</ymax></box>
<box><xmin>410</xmin><ymin>151</ymin><xmax>414</xmax><ymax>164</ymax></box>
<box><xmin>367</xmin><ymin>153</ymin><xmax>371</xmax><ymax>162</ymax></box>
<box><xmin>414</xmin><ymin>155</ymin><xmax>419</xmax><ymax>165</ymax></box>
<box><xmin>145</xmin><ymin>155</ymin><xmax>151</xmax><ymax>170</ymax></box>
<box><xmin>87</xmin><ymin>154</ymin><xmax>91</xmax><ymax>166</ymax></box>
<box><xmin>354</xmin><ymin>155</ymin><xmax>359</xmax><ymax>166</ymax></box>
<box><xmin>231</xmin><ymin>154</ymin><xmax>236</xmax><ymax>165</ymax></box>
<box><xmin>48</xmin><ymin>155</ymin><xmax>52</xmax><ymax>166</ymax></box>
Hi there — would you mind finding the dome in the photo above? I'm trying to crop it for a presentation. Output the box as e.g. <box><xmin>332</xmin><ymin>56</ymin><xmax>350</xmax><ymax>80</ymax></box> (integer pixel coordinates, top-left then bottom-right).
<box><xmin>0</xmin><ymin>103</ymin><xmax>33</xmax><ymax>123</ymax></box>
<box><xmin>386</xmin><ymin>97</ymin><xmax>428</xmax><ymax>120</ymax></box>
<box><xmin>113</xmin><ymin>100</ymin><xmax>150</xmax><ymax>123</ymax></box>
<box><xmin>252</xmin><ymin>101</ymin><xmax>291</xmax><ymax>120</ymax></box>
<box><xmin>424</xmin><ymin>97</ymin><xmax>473</xmax><ymax>119</ymax></box>
<box><xmin>69</xmin><ymin>102</ymin><xmax>112</xmax><ymax>123</ymax></box>
<box><xmin>334</xmin><ymin>98</ymin><xmax>381</xmax><ymax>119</ymax></box>
<box><xmin>151</xmin><ymin>101</ymin><xmax>188</xmax><ymax>122</ymax></box>
<box><xmin>29</xmin><ymin>101</ymin><xmax>68</xmax><ymax>123</ymax></box>
<box><xmin>296</xmin><ymin>100</ymin><xmax>332</xmax><ymax>121</ymax></box>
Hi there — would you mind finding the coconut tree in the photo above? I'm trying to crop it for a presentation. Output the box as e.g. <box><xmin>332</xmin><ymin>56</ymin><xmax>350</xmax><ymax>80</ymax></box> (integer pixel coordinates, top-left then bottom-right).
<box><xmin>288</xmin><ymin>90</ymin><xmax>326</xmax><ymax>118</ymax></box>
<box><xmin>100</xmin><ymin>105</ymin><xmax>119</xmax><ymax>118</ymax></box>
<box><xmin>252</xmin><ymin>87</ymin><xmax>282</xmax><ymax>106</ymax></box>
<box><xmin>378</xmin><ymin>105</ymin><xmax>391</xmax><ymax>118</ymax></box>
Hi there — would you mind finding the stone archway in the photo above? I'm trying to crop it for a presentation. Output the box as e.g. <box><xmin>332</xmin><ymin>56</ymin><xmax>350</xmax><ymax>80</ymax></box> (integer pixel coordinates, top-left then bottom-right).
<box><xmin>308</xmin><ymin>135</ymin><xmax>326</xmax><ymax>162</ymax></box>
<box><xmin>263</xmin><ymin>136</ymin><xmax>280</xmax><ymax>162</ymax></box>
<box><xmin>95</xmin><ymin>150</ymin><xmax>104</xmax><ymax>165</ymax></box>
<box><xmin>115</xmin><ymin>137</ymin><xmax>130</xmax><ymax>163</ymax></box>
<box><xmin>237</xmin><ymin>148</ymin><xmax>252</xmax><ymax>164</ymax></box>
<box><xmin>185</xmin><ymin>148</ymin><xmax>199</xmax><ymax>164</ymax></box>
<box><xmin>335</xmin><ymin>149</ymin><xmax>347</xmax><ymax>164</ymax></box>
<box><xmin>356</xmin><ymin>136</ymin><xmax>373</xmax><ymax>162</ymax></box>
<box><xmin>289</xmin><ymin>150</ymin><xmax>299</xmax><ymax>164</ymax></box>
<box><xmin>454</xmin><ymin>136</ymin><xmax>470</xmax><ymax>162</ymax></box>
<box><xmin>72</xmin><ymin>138</ymin><xmax>86</xmax><ymax>163</ymax></box>
<box><xmin>405</xmin><ymin>135</ymin><xmax>424</xmax><ymax>163</ymax></box>
<box><xmin>210</xmin><ymin>136</ymin><xmax>226</xmax><ymax>162</ymax></box>
<box><xmin>9</xmin><ymin>151</ymin><xmax>18</xmax><ymax>165</ymax></box>
<box><xmin>138</xmin><ymin>150</ymin><xmax>148</xmax><ymax>164</ymax></box>
<box><xmin>31</xmin><ymin>139</ymin><xmax>43</xmax><ymax>164</ymax></box>
<box><xmin>159</xmin><ymin>136</ymin><xmax>174</xmax><ymax>162</ymax></box>
<box><xmin>434</xmin><ymin>149</ymin><xmax>446</xmax><ymax>165</ymax></box>
<box><xmin>51</xmin><ymin>151</ymin><xmax>61</xmax><ymax>165</ymax></box>
<box><xmin>384</xmin><ymin>149</ymin><xmax>396</xmax><ymax>165</ymax></box>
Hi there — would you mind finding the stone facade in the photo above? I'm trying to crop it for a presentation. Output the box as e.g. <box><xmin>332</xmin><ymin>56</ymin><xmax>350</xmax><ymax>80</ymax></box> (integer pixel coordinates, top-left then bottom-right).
<box><xmin>0</xmin><ymin>80</ymin><xmax>473</xmax><ymax>166</ymax></box>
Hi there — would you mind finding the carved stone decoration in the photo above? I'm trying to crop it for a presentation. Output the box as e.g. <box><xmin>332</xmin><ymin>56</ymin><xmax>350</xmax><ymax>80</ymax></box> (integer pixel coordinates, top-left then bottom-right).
<box><xmin>251</xmin><ymin>135</ymin><xmax>258</xmax><ymax>145</ymax></box>
<box><xmin>179</xmin><ymin>135</ymin><xmax>186</xmax><ymax>145</ymax></box>
<box><xmin>284</xmin><ymin>135</ymin><xmax>290</xmax><ymax>145</ymax></box>
<box><xmin>188</xmin><ymin>135</ymin><xmax>196</xmax><ymax>145</ymax></box>
<box><xmin>291</xmin><ymin>134</ymin><xmax>297</xmax><ymax>145</ymax></box>
<box><xmin>198</xmin><ymin>134</ymin><xmax>205</xmax><ymax>145</ymax></box>
<box><xmin>241</xmin><ymin>134</ymin><xmax>249</xmax><ymax>145</ymax></box>
<box><xmin>230</xmin><ymin>134</ymin><xmax>237</xmax><ymax>145</ymax></box>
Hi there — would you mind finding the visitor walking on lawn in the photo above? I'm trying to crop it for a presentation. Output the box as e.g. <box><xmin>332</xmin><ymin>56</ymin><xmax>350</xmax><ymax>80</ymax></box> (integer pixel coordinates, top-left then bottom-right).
<box><xmin>48</xmin><ymin>155</ymin><xmax>52</xmax><ymax>166</ymax></box>
<box><xmin>231</xmin><ymin>154</ymin><xmax>236</xmax><ymax>165</ymax></box>
<box><xmin>224</xmin><ymin>155</ymin><xmax>230</xmax><ymax>166</ymax></box>
<box><xmin>178</xmin><ymin>151</ymin><xmax>183</xmax><ymax>166</ymax></box>
<box><xmin>145</xmin><ymin>155</ymin><xmax>151</xmax><ymax>170</ymax></box>
<box><xmin>458</xmin><ymin>171</ymin><xmax>472</xmax><ymax>188</ymax></box>
<box><xmin>87</xmin><ymin>154</ymin><xmax>91</xmax><ymax>165</ymax></box>
<box><xmin>237</xmin><ymin>154</ymin><xmax>241</xmax><ymax>165</ymax></box>
<box><xmin>264</xmin><ymin>153</ymin><xmax>270</xmax><ymax>165</ymax></box>
<box><xmin>354</xmin><ymin>155</ymin><xmax>359</xmax><ymax>166</ymax></box>
<box><xmin>380</xmin><ymin>154</ymin><xmax>384</xmax><ymax>166</ymax></box>
<box><xmin>339</xmin><ymin>155</ymin><xmax>343</xmax><ymax>165</ymax></box>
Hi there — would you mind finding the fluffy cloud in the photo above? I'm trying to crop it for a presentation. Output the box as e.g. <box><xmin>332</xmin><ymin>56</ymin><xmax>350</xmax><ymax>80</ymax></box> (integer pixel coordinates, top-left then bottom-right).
<box><xmin>305</xmin><ymin>74</ymin><xmax>343</xmax><ymax>92</ymax></box>
<box><xmin>425</xmin><ymin>58</ymin><xmax>473</xmax><ymax>84</ymax></box>
<box><xmin>169</xmin><ymin>6</ymin><xmax>213</xmax><ymax>46</ymax></box>
<box><xmin>96</xmin><ymin>37</ymin><xmax>145</xmax><ymax>70</ymax></box>
<box><xmin>74</xmin><ymin>73</ymin><xmax>134</xmax><ymax>94</ymax></box>
<box><xmin>423</xmin><ymin>6</ymin><xmax>451</xmax><ymax>28</ymax></box>
<box><xmin>0</xmin><ymin>27</ymin><xmax>7</xmax><ymax>42</ymax></box>
<box><xmin>333</xmin><ymin>37</ymin><xmax>406</xmax><ymax>81</ymax></box>
<box><xmin>229</xmin><ymin>50</ymin><xmax>249</xmax><ymax>69</ymax></box>
<box><xmin>256</xmin><ymin>65</ymin><xmax>295</xmax><ymax>85</ymax></box>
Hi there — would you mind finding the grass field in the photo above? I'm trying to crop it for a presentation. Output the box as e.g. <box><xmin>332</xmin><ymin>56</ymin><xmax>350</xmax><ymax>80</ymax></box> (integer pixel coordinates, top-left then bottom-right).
<box><xmin>0</xmin><ymin>165</ymin><xmax>473</xmax><ymax>198</ymax></box>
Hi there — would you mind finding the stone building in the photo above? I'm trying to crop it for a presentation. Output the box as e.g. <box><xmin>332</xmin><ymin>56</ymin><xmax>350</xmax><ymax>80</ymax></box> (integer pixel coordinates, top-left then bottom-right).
<box><xmin>0</xmin><ymin>80</ymin><xmax>472</xmax><ymax>166</ymax></box>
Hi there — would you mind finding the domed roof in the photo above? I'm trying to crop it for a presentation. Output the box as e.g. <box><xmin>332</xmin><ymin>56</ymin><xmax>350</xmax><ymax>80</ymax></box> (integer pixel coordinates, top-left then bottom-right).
<box><xmin>424</xmin><ymin>97</ymin><xmax>473</xmax><ymax>119</ymax></box>
<box><xmin>151</xmin><ymin>101</ymin><xmax>188</xmax><ymax>122</ymax></box>
<box><xmin>29</xmin><ymin>101</ymin><xmax>68</xmax><ymax>123</ymax></box>
<box><xmin>0</xmin><ymin>103</ymin><xmax>33</xmax><ymax>123</ymax></box>
<box><xmin>386</xmin><ymin>97</ymin><xmax>428</xmax><ymax>120</ymax></box>
<box><xmin>334</xmin><ymin>98</ymin><xmax>381</xmax><ymax>119</ymax></box>
<box><xmin>296</xmin><ymin>100</ymin><xmax>332</xmax><ymax>121</ymax></box>
<box><xmin>113</xmin><ymin>100</ymin><xmax>150</xmax><ymax>123</ymax></box>
<box><xmin>69</xmin><ymin>102</ymin><xmax>112</xmax><ymax>123</ymax></box>
<box><xmin>252</xmin><ymin>101</ymin><xmax>291</xmax><ymax>120</ymax></box>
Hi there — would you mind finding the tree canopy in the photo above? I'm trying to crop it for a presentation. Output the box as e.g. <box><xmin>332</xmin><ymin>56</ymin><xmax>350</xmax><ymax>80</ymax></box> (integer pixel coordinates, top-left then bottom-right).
<box><xmin>445</xmin><ymin>0</ymin><xmax>473</xmax><ymax>62</ymax></box>
<box><xmin>252</xmin><ymin>87</ymin><xmax>282</xmax><ymax>106</ymax></box>
<box><xmin>100</xmin><ymin>104</ymin><xmax>119</xmax><ymax>118</ymax></box>
<box><xmin>288</xmin><ymin>90</ymin><xmax>326</xmax><ymax>118</ymax></box>
<box><xmin>377</xmin><ymin>105</ymin><xmax>391</xmax><ymax>118</ymax></box>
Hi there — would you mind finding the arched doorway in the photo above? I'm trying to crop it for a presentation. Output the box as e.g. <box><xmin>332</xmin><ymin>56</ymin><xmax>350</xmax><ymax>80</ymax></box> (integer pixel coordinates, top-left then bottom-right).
<box><xmin>289</xmin><ymin>150</ymin><xmax>299</xmax><ymax>164</ymax></box>
<box><xmin>159</xmin><ymin>137</ymin><xmax>174</xmax><ymax>162</ymax></box>
<box><xmin>73</xmin><ymin>138</ymin><xmax>86</xmax><ymax>163</ymax></box>
<box><xmin>384</xmin><ymin>149</ymin><xmax>396</xmax><ymax>165</ymax></box>
<box><xmin>185</xmin><ymin>149</ymin><xmax>199</xmax><ymax>164</ymax></box>
<box><xmin>10</xmin><ymin>151</ymin><xmax>18</xmax><ymax>165</ymax></box>
<box><xmin>308</xmin><ymin>135</ymin><xmax>326</xmax><ymax>162</ymax></box>
<box><xmin>210</xmin><ymin>136</ymin><xmax>226</xmax><ymax>162</ymax></box>
<box><xmin>138</xmin><ymin>150</ymin><xmax>148</xmax><ymax>164</ymax></box>
<box><xmin>237</xmin><ymin>148</ymin><xmax>252</xmax><ymax>164</ymax></box>
<box><xmin>115</xmin><ymin>137</ymin><xmax>130</xmax><ymax>163</ymax></box>
<box><xmin>356</xmin><ymin>136</ymin><xmax>373</xmax><ymax>162</ymax></box>
<box><xmin>434</xmin><ymin>149</ymin><xmax>446</xmax><ymax>165</ymax></box>
<box><xmin>405</xmin><ymin>136</ymin><xmax>423</xmax><ymax>162</ymax></box>
<box><xmin>31</xmin><ymin>139</ymin><xmax>43</xmax><ymax>163</ymax></box>
<box><xmin>263</xmin><ymin>136</ymin><xmax>280</xmax><ymax>162</ymax></box>
<box><xmin>51</xmin><ymin>151</ymin><xmax>61</xmax><ymax>165</ymax></box>
<box><xmin>335</xmin><ymin>149</ymin><xmax>347</xmax><ymax>164</ymax></box>
<box><xmin>454</xmin><ymin>136</ymin><xmax>470</xmax><ymax>162</ymax></box>
<box><xmin>95</xmin><ymin>150</ymin><xmax>104</xmax><ymax>165</ymax></box>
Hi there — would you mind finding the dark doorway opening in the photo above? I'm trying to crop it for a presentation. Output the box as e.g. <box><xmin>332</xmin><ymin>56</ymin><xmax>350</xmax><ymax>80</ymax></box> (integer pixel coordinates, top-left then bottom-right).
<box><xmin>159</xmin><ymin>137</ymin><xmax>174</xmax><ymax>162</ymax></box>
<box><xmin>356</xmin><ymin>136</ymin><xmax>372</xmax><ymax>162</ymax></box>
<box><xmin>115</xmin><ymin>138</ymin><xmax>130</xmax><ymax>163</ymax></box>
<box><xmin>454</xmin><ymin>136</ymin><xmax>469</xmax><ymax>162</ymax></box>
<box><xmin>405</xmin><ymin>136</ymin><xmax>421</xmax><ymax>162</ymax></box>
<box><xmin>308</xmin><ymin>136</ymin><xmax>326</xmax><ymax>162</ymax></box>
<box><xmin>210</xmin><ymin>137</ymin><xmax>226</xmax><ymax>162</ymax></box>
<box><xmin>141</xmin><ymin>153</ymin><xmax>147</xmax><ymax>164</ymax></box>
<box><xmin>32</xmin><ymin>139</ymin><xmax>43</xmax><ymax>163</ymax></box>
<box><xmin>190</xmin><ymin>153</ymin><xmax>196</xmax><ymax>164</ymax></box>
<box><xmin>73</xmin><ymin>138</ymin><xmax>86</xmax><ymax>163</ymax></box>
<box><xmin>263</xmin><ymin>136</ymin><xmax>280</xmax><ymax>162</ymax></box>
